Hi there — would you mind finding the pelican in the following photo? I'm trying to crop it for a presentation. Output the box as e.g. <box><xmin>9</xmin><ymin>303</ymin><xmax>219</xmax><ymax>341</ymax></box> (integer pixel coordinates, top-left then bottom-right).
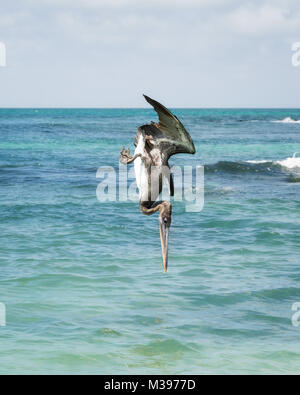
<box><xmin>120</xmin><ymin>95</ymin><xmax>196</xmax><ymax>272</ymax></box>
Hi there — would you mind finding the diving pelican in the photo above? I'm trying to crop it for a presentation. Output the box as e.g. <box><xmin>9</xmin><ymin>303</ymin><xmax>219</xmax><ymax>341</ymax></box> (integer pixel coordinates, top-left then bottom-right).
<box><xmin>120</xmin><ymin>95</ymin><xmax>196</xmax><ymax>272</ymax></box>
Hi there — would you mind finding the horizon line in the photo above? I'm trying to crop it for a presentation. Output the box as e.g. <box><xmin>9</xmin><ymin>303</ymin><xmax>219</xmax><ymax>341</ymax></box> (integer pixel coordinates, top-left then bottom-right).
<box><xmin>0</xmin><ymin>106</ymin><xmax>300</xmax><ymax>110</ymax></box>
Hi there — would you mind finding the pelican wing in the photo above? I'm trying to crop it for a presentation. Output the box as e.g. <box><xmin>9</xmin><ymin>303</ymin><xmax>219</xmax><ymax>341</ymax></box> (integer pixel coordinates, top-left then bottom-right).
<box><xmin>141</xmin><ymin>95</ymin><xmax>196</xmax><ymax>161</ymax></box>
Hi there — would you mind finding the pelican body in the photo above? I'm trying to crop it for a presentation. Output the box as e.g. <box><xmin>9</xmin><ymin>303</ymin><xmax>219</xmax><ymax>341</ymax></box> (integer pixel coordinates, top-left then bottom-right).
<box><xmin>120</xmin><ymin>95</ymin><xmax>196</xmax><ymax>272</ymax></box>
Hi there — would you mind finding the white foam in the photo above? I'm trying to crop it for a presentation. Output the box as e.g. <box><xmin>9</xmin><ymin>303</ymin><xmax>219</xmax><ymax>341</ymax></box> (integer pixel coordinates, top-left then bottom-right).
<box><xmin>246</xmin><ymin>160</ymin><xmax>270</xmax><ymax>164</ymax></box>
<box><xmin>272</xmin><ymin>117</ymin><xmax>300</xmax><ymax>124</ymax></box>
<box><xmin>275</xmin><ymin>153</ymin><xmax>300</xmax><ymax>169</ymax></box>
<box><xmin>247</xmin><ymin>153</ymin><xmax>300</xmax><ymax>170</ymax></box>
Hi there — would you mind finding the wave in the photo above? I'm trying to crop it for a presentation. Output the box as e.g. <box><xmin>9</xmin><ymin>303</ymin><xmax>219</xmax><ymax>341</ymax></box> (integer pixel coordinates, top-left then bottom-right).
<box><xmin>272</xmin><ymin>117</ymin><xmax>300</xmax><ymax>124</ymax></box>
<box><xmin>247</xmin><ymin>154</ymin><xmax>300</xmax><ymax>169</ymax></box>
<box><xmin>205</xmin><ymin>153</ymin><xmax>300</xmax><ymax>177</ymax></box>
<box><xmin>274</xmin><ymin>153</ymin><xmax>300</xmax><ymax>169</ymax></box>
<box><xmin>205</xmin><ymin>160</ymin><xmax>277</xmax><ymax>175</ymax></box>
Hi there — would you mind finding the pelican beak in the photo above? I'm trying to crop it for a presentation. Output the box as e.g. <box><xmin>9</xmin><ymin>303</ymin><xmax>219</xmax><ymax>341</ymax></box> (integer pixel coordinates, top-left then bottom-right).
<box><xmin>159</xmin><ymin>221</ymin><xmax>169</xmax><ymax>272</ymax></box>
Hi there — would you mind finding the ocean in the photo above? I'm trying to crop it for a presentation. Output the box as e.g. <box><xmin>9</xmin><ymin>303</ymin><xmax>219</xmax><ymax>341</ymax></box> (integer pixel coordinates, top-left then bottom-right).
<box><xmin>0</xmin><ymin>108</ymin><xmax>299</xmax><ymax>374</ymax></box>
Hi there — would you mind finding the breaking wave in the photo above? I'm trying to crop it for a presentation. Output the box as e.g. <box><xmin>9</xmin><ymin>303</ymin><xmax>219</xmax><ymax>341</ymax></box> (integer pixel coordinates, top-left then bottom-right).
<box><xmin>272</xmin><ymin>117</ymin><xmax>300</xmax><ymax>124</ymax></box>
<box><xmin>274</xmin><ymin>152</ymin><xmax>300</xmax><ymax>169</ymax></box>
<box><xmin>205</xmin><ymin>153</ymin><xmax>300</xmax><ymax>177</ymax></box>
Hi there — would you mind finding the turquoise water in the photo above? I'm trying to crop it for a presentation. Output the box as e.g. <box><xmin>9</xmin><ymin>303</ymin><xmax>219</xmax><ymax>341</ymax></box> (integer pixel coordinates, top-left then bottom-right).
<box><xmin>0</xmin><ymin>108</ymin><xmax>300</xmax><ymax>374</ymax></box>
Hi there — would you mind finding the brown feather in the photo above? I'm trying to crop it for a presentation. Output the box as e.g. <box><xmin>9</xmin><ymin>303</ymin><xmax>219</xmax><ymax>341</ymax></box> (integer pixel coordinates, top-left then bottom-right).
<box><xmin>141</xmin><ymin>95</ymin><xmax>196</xmax><ymax>162</ymax></box>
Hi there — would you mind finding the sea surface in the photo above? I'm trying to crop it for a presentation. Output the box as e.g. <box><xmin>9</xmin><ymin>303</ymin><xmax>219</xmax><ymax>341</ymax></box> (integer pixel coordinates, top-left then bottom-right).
<box><xmin>0</xmin><ymin>108</ymin><xmax>300</xmax><ymax>374</ymax></box>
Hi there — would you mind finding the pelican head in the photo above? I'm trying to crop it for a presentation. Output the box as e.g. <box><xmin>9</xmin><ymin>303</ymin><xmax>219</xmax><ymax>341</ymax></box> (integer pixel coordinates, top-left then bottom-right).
<box><xmin>158</xmin><ymin>201</ymin><xmax>172</xmax><ymax>272</ymax></box>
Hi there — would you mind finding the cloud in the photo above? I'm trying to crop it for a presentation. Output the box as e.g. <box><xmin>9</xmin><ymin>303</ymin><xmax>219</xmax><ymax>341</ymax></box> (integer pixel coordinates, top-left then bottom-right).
<box><xmin>226</xmin><ymin>4</ymin><xmax>300</xmax><ymax>36</ymax></box>
<box><xmin>24</xmin><ymin>0</ymin><xmax>233</xmax><ymax>9</ymax></box>
<box><xmin>0</xmin><ymin>0</ymin><xmax>300</xmax><ymax>106</ymax></box>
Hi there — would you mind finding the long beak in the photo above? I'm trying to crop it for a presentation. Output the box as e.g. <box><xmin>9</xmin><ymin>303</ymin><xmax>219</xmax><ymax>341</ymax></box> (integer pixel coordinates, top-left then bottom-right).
<box><xmin>159</xmin><ymin>222</ymin><xmax>169</xmax><ymax>272</ymax></box>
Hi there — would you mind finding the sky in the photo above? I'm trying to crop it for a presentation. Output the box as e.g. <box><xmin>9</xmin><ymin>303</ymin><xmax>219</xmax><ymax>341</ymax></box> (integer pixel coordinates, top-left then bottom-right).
<box><xmin>0</xmin><ymin>0</ymin><xmax>300</xmax><ymax>107</ymax></box>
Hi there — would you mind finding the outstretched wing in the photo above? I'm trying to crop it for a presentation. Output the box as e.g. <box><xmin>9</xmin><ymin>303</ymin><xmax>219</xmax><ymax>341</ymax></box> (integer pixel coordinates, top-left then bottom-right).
<box><xmin>140</xmin><ymin>95</ymin><xmax>196</xmax><ymax>161</ymax></box>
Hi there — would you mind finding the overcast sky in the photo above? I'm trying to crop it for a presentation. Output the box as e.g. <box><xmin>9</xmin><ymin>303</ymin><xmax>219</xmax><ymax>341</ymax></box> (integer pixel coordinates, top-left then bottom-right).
<box><xmin>0</xmin><ymin>0</ymin><xmax>300</xmax><ymax>107</ymax></box>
